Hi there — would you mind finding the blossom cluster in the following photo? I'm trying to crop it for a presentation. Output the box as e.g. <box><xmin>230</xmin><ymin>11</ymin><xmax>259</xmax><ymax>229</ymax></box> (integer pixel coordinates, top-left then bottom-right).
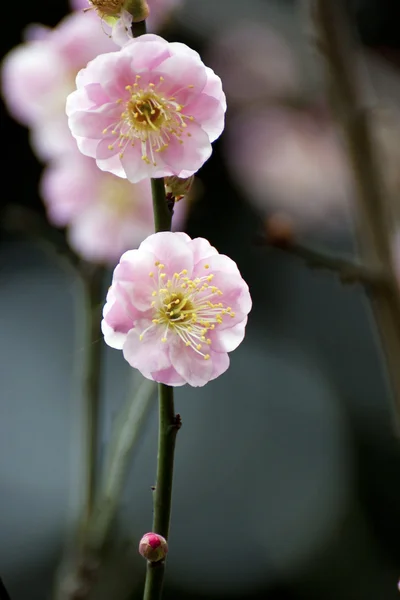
<box><xmin>1</xmin><ymin>4</ymin><xmax>191</xmax><ymax>263</ymax></box>
<box><xmin>3</xmin><ymin>1</ymin><xmax>250</xmax><ymax>386</ymax></box>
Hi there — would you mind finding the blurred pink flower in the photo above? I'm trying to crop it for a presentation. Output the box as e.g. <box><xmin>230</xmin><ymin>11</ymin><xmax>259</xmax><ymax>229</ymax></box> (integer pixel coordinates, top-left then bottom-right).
<box><xmin>71</xmin><ymin>0</ymin><xmax>183</xmax><ymax>31</ymax></box>
<box><xmin>1</xmin><ymin>11</ymin><xmax>117</xmax><ymax>159</ymax></box>
<box><xmin>102</xmin><ymin>232</ymin><xmax>251</xmax><ymax>386</ymax></box>
<box><xmin>226</xmin><ymin>107</ymin><xmax>352</xmax><ymax>232</ymax></box>
<box><xmin>67</xmin><ymin>34</ymin><xmax>226</xmax><ymax>182</ymax></box>
<box><xmin>40</xmin><ymin>152</ymin><xmax>186</xmax><ymax>264</ymax></box>
<box><xmin>206</xmin><ymin>22</ymin><xmax>300</xmax><ymax>107</ymax></box>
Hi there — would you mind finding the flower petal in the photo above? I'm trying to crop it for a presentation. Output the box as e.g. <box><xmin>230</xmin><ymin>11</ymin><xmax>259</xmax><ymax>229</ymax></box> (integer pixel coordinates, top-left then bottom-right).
<box><xmin>139</xmin><ymin>232</ymin><xmax>194</xmax><ymax>277</ymax></box>
<box><xmin>150</xmin><ymin>365</ymin><xmax>186</xmax><ymax>386</ymax></box>
<box><xmin>189</xmin><ymin>236</ymin><xmax>219</xmax><ymax>265</ymax></box>
<box><xmin>203</xmin><ymin>66</ymin><xmax>227</xmax><ymax>110</ymax></box>
<box><xmin>161</xmin><ymin>121</ymin><xmax>212</xmax><ymax>176</ymax></box>
<box><xmin>101</xmin><ymin>287</ymin><xmax>139</xmax><ymax>349</ymax></box>
<box><xmin>114</xmin><ymin>250</ymin><xmax>158</xmax><ymax>311</ymax></box>
<box><xmin>185</xmin><ymin>93</ymin><xmax>225</xmax><ymax>143</ymax></box>
<box><xmin>209</xmin><ymin>350</ymin><xmax>230</xmax><ymax>381</ymax></box>
<box><xmin>123</xmin><ymin>323</ymin><xmax>171</xmax><ymax>372</ymax></box>
<box><xmin>170</xmin><ymin>340</ymin><xmax>214</xmax><ymax>387</ymax></box>
<box><xmin>209</xmin><ymin>319</ymin><xmax>247</xmax><ymax>353</ymax></box>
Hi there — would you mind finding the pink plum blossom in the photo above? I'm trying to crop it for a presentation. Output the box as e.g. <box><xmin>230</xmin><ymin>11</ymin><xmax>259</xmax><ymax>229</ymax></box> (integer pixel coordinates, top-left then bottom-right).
<box><xmin>71</xmin><ymin>0</ymin><xmax>183</xmax><ymax>31</ymax></box>
<box><xmin>40</xmin><ymin>152</ymin><xmax>186</xmax><ymax>264</ymax></box>
<box><xmin>226</xmin><ymin>106</ymin><xmax>353</xmax><ymax>233</ymax></box>
<box><xmin>66</xmin><ymin>34</ymin><xmax>226</xmax><ymax>183</ymax></box>
<box><xmin>1</xmin><ymin>11</ymin><xmax>117</xmax><ymax>159</ymax></box>
<box><xmin>102</xmin><ymin>232</ymin><xmax>251</xmax><ymax>386</ymax></box>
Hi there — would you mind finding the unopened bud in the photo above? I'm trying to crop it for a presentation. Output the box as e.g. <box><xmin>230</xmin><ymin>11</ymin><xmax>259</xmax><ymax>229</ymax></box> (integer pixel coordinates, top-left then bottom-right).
<box><xmin>87</xmin><ymin>0</ymin><xmax>125</xmax><ymax>18</ymax></box>
<box><xmin>139</xmin><ymin>532</ymin><xmax>168</xmax><ymax>562</ymax></box>
<box><xmin>265</xmin><ymin>212</ymin><xmax>295</xmax><ymax>246</ymax></box>
<box><xmin>165</xmin><ymin>175</ymin><xmax>194</xmax><ymax>202</ymax></box>
<box><xmin>86</xmin><ymin>0</ymin><xmax>149</xmax><ymax>21</ymax></box>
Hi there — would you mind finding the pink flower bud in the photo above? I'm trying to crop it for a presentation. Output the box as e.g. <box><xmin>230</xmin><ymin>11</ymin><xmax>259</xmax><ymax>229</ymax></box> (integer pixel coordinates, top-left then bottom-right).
<box><xmin>139</xmin><ymin>532</ymin><xmax>168</xmax><ymax>562</ymax></box>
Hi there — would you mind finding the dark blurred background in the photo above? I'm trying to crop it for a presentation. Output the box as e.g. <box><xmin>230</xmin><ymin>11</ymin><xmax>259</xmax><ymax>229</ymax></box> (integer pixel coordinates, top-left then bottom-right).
<box><xmin>1</xmin><ymin>1</ymin><xmax>400</xmax><ymax>599</ymax></box>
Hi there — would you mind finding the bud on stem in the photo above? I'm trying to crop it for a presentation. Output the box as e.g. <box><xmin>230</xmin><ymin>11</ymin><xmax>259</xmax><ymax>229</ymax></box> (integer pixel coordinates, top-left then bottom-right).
<box><xmin>139</xmin><ymin>533</ymin><xmax>168</xmax><ymax>563</ymax></box>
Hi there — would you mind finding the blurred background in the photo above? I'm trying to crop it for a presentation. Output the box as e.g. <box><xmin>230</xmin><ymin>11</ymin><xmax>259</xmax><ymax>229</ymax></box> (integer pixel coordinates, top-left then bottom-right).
<box><xmin>1</xmin><ymin>0</ymin><xmax>400</xmax><ymax>599</ymax></box>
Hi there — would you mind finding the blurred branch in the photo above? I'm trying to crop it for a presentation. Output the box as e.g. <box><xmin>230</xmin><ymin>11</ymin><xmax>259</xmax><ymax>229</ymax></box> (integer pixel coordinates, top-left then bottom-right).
<box><xmin>55</xmin><ymin>377</ymin><xmax>156</xmax><ymax>600</ymax></box>
<box><xmin>1</xmin><ymin>204</ymin><xmax>105</xmax><ymax>527</ymax></box>
<box><xmin>307</xmin><ymin>0</ymin><xmax>400</xmax><ymax>432</ymax></box>
<box><xmin>87</xmin><ymin>378</ymin><xmax>156</xmax><ymax>552</ymax></box>
<box><xmin>82</xmin><ymin>264</ymin><xmax>106</xmax><ymax>524</ymax></box>
<box><xmin>257</xmin><ymin>234</ymin><xmax>390</xmax><ymax>286</ymax></box>
<box><xmin>1</xmin><ymin>205</ymin><xmax>81</xmax><ymax>272</ymax></box>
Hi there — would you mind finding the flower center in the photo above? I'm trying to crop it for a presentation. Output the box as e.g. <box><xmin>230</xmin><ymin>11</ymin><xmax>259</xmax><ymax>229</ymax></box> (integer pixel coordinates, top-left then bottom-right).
<box><xmin>104</xmin><ymin>76</ymin><xmax>194</xmax><ymax>166</ymax></box>
<box><xmin>126</xmin><ymin>95</ymin><xmax>163</xmax><ymax>130</ymax></box>
<box><xmin>139</xmin><ymin>262</ymin><xmax>236</xmax><ymax>359</ymax></box>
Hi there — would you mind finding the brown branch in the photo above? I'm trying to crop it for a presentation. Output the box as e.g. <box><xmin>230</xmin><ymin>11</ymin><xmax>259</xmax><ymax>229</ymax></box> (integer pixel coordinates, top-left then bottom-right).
<box><xmin>259</xmin><ymin>236</ymin><xmax>390</xmax><ymax>287</ymax></box>
<box><xmin>307</xmin><ymin>0</ymin><xmax>400</xmax><ymax>431</ymax></box>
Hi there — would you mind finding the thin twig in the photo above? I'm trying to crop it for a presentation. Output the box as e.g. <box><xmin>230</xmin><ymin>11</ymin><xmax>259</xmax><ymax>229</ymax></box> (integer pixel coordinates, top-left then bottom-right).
<box><xmin>143</xmin><ymin>176</ymin><xmax>179</xmax><ymax>600</ymax></box>
<box><xmin>257</xmin><ymin>235</ymin><xmax>390</xmax><ymax>286</ymax></box>
<box><xmin>143</xmin><ymin>388</ymin><xmax>180</xmax><ymax>600</ymax></box>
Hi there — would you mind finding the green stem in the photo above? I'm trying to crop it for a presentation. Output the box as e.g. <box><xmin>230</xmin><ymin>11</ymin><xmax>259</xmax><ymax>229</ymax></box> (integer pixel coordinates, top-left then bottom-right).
<box><xmin>152</xmin><ymin>384</ymin><xmax>177</xmax><ymax>537</ymax></box>
<box><xmin>142</xmin><ymin>175</ymin><xmax>178</xmax><ymax>600</ymax></box>
<box><xmin>132</xmin><ymin>8</ymin><xmax>179</xmax><ymax>593</ymax></box>
<box><xmin>143</xmin><ymin>561</ymin><xmax>165</xmax><ymax>600</ymax></box>
<box><xmin>151</xmin><ymin>178</ymin><xmax>175</xmax><ymax>232</ymax></box>
<box><xmin>83</xmin><ymin>265</ymin><xmax>105</xmax><ymax>523</ymax></box>
<box><xmin>143</xmin><ymin>384</ymin><xmax>178</xmax><ymax>600</ymax></box>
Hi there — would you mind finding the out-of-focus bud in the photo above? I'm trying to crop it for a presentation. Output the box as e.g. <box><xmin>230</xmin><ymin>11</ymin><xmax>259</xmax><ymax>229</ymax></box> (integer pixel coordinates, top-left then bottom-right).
<box><xmin>139</xmin><ymin>532</ymin><xmax>168</xmax><ymax>562</ymax></box>
<box><xmin>86</xmin><ymin>0</ymin><xmax>149</xmax><ymax>21</ymax></box>
<box><xmin>265</xmin><ymin>212</ymin><xmax>295</xmax><ymax>246</ymax></box>
<box><xmin>86</xmin><ymin>0</ymin><xmax>125</xmax><ymax>17</ymax></box>
<box><xmin>126</xmin><ymin>0</ymin><xmax>150</xmax><ymax>22</ymax></box>
<box><xmin>165</xmin><ymin>175</ymin><xmax>194</xmax><ymax>202</ymax></box>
